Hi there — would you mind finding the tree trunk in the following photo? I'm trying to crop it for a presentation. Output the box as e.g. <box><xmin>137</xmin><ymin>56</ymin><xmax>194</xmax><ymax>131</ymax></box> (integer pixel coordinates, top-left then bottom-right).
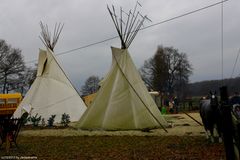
<box><xmin>3</xmin><ymin>72</ymin><xmax>7</xmax><ymax>94</ymax></box>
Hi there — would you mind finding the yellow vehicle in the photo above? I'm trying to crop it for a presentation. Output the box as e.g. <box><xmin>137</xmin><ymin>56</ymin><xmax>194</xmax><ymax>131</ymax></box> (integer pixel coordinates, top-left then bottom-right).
<box><xmin>0</xmin><ymin>93</ymin><xmax>22</xmax><ymax>117</ymax></box>
<box><xmin>82</xmin><ymin>93</ymin><xmax>97</xmax><ymax>107</ymax></box>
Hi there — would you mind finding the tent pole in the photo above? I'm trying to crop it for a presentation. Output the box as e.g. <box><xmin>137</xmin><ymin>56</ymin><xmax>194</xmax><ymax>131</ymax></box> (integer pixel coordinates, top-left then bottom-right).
<box><xmin>182</xmin><ymin>111</ymin><xmax>203</xmax><ymax>126</ymax></box>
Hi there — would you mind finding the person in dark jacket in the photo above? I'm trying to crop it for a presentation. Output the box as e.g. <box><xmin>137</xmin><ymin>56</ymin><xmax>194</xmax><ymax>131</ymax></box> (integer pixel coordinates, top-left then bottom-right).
<box><xmin>174</xmin><ymin>97</ymin><xmax>179</xmax><ymax>113</ymax></box>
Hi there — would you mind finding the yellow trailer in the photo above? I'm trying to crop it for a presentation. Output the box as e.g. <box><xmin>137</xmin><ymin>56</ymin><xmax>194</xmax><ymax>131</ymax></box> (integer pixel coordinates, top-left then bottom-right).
<box><xmin>0</xmin><ymin>93</ymin><xmax>22</xmax><ymax>117</ymax></box>
<box><xmin>82</xmin><ymin>93</ymin><xmax>97</xmax><ymax>107</ymax></box>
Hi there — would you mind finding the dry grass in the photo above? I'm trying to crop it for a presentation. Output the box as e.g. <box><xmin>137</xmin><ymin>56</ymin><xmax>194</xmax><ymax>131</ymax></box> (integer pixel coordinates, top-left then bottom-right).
<box><xmin>0</xmin><ymin>113</ymin><xmax>226</xmax><ymax>159</ymax></box>
<box><xmin>0</xmin><ymin>136</ymin><xmax>225</xmax><ymax>160</ymax></box>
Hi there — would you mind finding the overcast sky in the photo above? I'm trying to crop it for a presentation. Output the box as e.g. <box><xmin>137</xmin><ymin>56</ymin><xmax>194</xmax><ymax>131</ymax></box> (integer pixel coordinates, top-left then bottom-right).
<box><xmin>1</xmin><ymin>0</ymin><xmax>240</xmax><ymax>90</ymax></box>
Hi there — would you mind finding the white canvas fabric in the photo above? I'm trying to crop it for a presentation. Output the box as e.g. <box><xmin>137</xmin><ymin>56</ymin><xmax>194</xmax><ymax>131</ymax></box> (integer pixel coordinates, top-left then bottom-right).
<box><xmin>76</xmin><ymin>47</ymin><xmax>168</xmax><ymax>130</ymax></box>
<box><xmin>13</xmin><ymin>48</ymin><xmax>87</xmax><ymax>123</ymax></box>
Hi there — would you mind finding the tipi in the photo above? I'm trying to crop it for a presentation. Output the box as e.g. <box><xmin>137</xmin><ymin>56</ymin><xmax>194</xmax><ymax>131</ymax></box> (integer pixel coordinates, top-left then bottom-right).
<box><xmin>76</xmin><ymin>4</ymin><xmax>168</xmax><ymax>130</ymax></box>
<box><xmin>13</xmin><ymin>23</ymin><xmax>87</xmax><ymax>123</ymax></box>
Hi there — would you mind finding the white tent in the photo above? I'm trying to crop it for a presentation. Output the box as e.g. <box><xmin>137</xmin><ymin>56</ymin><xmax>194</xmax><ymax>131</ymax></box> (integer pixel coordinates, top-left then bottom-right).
<box><xmin>13</xmin><ymin>23</ymin><xmax>87</xmax><ymax>123</ymax></box>
<box><xmin>76</xmin><ymin>5</ymin><xmax>168</xmax><ymax>130</ymax></box>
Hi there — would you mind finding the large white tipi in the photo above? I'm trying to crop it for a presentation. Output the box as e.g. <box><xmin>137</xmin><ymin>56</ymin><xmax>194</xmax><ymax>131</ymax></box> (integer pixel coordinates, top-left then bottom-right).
<box><xmin>13</xmin><ymin>23</ymin><xmax>87</xmax><ymax>123</ymax></box>
<box><xmin>76</xmin><ymin>4</ymin><xmax>168</xmax><ymax>130</ymax></box>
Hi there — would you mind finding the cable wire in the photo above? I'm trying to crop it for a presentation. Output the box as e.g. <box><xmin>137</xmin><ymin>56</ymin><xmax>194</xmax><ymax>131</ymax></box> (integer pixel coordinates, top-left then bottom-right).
<box><xmin>25</xmin><ymin>0</ymin><xmax>229</xmax><ymax>65</ymax></box>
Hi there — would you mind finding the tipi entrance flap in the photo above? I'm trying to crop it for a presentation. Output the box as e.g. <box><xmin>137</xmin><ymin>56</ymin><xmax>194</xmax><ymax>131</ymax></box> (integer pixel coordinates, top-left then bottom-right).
<box><xmin>37</xmin><ymin>49</ymin><xmax>47</xmax><ymax>76</ymax></box>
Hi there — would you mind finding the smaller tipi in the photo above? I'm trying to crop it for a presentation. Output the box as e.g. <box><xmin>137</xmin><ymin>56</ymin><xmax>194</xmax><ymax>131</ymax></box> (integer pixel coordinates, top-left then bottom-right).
<box><xmin>76</xmin><ymin>4</ymin><xmax>168</xmax><ymax>130</ymax></box>
<box><xmin>13</xmin><ymin>22</ymin><xmax>87</xmax><ymax>123</ymax></box>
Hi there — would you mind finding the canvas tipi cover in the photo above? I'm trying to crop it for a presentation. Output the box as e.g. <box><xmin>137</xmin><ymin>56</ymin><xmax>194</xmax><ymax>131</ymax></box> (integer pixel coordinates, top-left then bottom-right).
<box><xmin>76</xmin><ymin>47</ymin><xmax>168</xmax><ymax>130</ymax></box>
<box><xmin>13</xmin><ymin>48</ymin><xmax>87</xmax><ymax>123</ymax></box>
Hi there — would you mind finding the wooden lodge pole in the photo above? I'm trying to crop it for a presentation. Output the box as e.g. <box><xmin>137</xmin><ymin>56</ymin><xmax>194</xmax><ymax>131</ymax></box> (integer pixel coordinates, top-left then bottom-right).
<box><xmin>219</xmin><ymin>86</ymin><xmax>235</xmax><ymax>160</ymax></box>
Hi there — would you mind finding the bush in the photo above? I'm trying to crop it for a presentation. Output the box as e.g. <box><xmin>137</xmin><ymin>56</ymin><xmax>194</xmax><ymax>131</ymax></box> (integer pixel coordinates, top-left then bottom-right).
<box><xmin>61</xmin><ymin>113</ymin><xmax>70</xmax><ymax>127</ymax></box>
<box><xmin>47</xmin><ymin>115</ymin><xmax>56</xmax><ymax>127</ymax></box>
<box><xmin>29</xmin><ymin>114</ymin><xmax>42</xmax><ymax>127</ymax></box>
<box><xmin>23</xmin><ymin>116</ymin><xmax>30</xmax><ymax>125</ymax></box>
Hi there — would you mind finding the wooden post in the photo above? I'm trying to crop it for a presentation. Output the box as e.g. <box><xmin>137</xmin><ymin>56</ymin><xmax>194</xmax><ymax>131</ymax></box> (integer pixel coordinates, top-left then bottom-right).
<box><xmin>6</xmin><ymin>133</ymin><xmax>10</xmax><ymax>153</ymax></box>
<box><xmin>219</xmin><ymin>86</ymin><xmax>235</xmax><ymax>160</ymax></box>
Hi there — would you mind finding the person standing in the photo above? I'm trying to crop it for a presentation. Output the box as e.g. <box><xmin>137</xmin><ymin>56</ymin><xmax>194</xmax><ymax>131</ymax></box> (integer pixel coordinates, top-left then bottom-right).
<box><xmin>174</xmin><ymin>97</ymin><xmax>179</xmax><ymax>113</ymax></box>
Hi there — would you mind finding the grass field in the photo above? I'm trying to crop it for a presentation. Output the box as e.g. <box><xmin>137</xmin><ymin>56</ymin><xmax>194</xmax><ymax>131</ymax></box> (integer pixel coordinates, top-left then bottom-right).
<box><xmin>0</xmin><ymin>136</ymin><xmax>225</xmax><ymax>160</ymax></box>
<box><xmin>0</xmin><ymin>113</ymin><xmax>226</xmax><ymax>159</ymax></box>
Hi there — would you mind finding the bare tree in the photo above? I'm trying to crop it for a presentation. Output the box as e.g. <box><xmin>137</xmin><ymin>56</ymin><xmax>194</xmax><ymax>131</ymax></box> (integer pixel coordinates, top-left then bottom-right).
<box><xmin>24</xmin><ymin>66</ymin><xmax>37</xmax><ymax>89</ymax></box>
<box><xmin>140</xmin><ymin>45</ymin><xmax>192</xmax><ymax>98</ymax></box>
<box><xmin>174</xmin><ymin>53</ymin><xmax>193</xmax><ymax>98</ymax></box>
<box><xmin>0</xmin><ymin>40</ymin><xmax>25</xmax><ymax>93</ymax></box>
<box><xmin>12</xmin><ymin>66</ymin><xmax>37</xmax><ymax>94</ymax></box>
<box><xmin>81</xmin><ymin>76</ymin><xmax>100</xmax><ymax>96</ymax></box>
<box><xmin>0</xmin><ymin>40</ymin><xmax>10</xmax><ymax>78</ymax></box>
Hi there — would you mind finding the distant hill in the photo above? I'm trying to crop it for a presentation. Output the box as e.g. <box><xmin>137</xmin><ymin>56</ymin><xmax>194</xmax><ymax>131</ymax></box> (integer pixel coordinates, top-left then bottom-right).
<box><xmin>187</xmin><ymin>77</ymin><xmax>240</xmax><ymax>97</ymax></box>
